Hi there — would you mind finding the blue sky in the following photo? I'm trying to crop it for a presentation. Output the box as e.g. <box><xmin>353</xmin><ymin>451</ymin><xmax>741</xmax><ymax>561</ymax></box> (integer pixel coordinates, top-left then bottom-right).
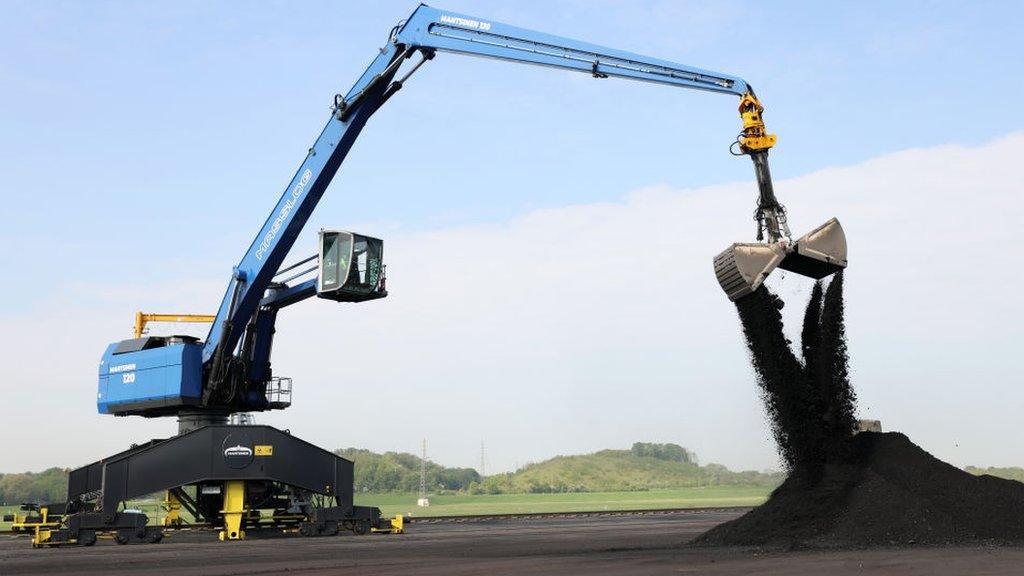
<box><xmin>1</xmin><ymin>1</ymin><xmax>1022</xmax><ymax>472</ymax></box>
<box><xmin>2</xmin><ymin>0</ymin><xmax>1021</xmax><ymax>302</ymax></box>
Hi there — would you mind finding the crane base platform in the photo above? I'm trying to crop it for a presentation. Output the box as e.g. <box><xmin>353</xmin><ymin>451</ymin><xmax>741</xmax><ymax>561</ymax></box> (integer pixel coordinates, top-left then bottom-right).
<box><xmin>39</xmin><ymin>425</ymin><xmax>392</xmax><ymax>546</ymax></box>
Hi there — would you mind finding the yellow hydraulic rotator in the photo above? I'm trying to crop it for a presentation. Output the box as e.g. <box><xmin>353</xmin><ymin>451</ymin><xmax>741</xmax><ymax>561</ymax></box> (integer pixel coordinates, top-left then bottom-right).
<box><xmin>737</xmin><ymin>92</ymin><xmax>777</xmax><ymax>152</ymax></box>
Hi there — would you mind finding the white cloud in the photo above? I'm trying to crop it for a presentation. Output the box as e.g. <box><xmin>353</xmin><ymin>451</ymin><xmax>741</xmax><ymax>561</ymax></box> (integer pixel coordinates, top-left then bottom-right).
<box><xmin>2</xmin><ymin>133</ymin><xmax>1021</xmax><ymax>474</ymax></box>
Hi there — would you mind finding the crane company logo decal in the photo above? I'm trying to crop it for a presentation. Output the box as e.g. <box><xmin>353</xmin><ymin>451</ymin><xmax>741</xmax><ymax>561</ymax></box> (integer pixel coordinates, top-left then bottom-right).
<box><xmin>109</xmin><ymin>364</ymin><xmax>136</xmax><ymax>373</ymax></box>
<box><xmin>224</xmin><ymin>445</ymin><xmax>253</xmax><ymax>457</ymax></box>
<box><xmin>439</xmin><ymin>14</ymin><xmax>492</xmax><ymax>31</ymax></box>
<box><xmin>222</xmin><ymin>433</ymin><xmax>255</xmax><ymax>469</ymax></box>
<box><xmin>256</xmin><ymin>168</ymin><xmax>313</xmax><ymax>261</ymax></box>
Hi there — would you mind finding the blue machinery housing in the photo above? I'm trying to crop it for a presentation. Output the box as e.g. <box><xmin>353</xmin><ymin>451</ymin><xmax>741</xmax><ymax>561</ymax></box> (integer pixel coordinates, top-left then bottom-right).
<box><xmin>98</xmin><ymin>339</ymin><xmax>203</xmax><ymax>414</ymax></box>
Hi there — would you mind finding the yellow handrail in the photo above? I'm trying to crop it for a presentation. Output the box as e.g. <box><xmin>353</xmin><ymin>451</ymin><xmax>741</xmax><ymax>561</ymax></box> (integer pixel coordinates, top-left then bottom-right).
<box><xmin>134</xmin><ymin>312</ymin><xmax>216</xmax><ymax>339</ymax></box>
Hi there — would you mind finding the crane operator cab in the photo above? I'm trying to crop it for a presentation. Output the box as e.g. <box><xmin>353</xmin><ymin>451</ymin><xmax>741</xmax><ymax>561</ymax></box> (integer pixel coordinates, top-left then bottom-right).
<box><xmin>317</xmin><ymin>230</ymin><xmax>387</xmax><ymax>302</ymax></box>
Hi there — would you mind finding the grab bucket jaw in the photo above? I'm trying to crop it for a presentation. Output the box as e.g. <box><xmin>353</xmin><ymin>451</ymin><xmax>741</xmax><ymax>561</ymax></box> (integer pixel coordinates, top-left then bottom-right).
<box><xmin>714</xmin><ymin>218</ymin><xmax>847</xmax><ymax>301</ymax></box>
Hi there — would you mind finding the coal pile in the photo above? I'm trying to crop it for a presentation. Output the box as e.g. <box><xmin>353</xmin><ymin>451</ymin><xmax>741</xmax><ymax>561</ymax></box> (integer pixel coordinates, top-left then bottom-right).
<box><xmin>697</xmin><ymin>431</ymin><xmax>1024</xmax><ymax>547</ymax></box>
<box><xmin>697</xmin><ymin>273</ymin><xmax>1024</xmax><ymax>548</ymax></box>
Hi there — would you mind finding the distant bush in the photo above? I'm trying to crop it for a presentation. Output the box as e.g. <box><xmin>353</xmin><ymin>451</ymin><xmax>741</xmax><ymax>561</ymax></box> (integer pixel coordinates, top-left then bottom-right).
<box><xmin>630</xmin><ymin>442</ymin><xmax>697</xmax><ymax>464</ymax></box>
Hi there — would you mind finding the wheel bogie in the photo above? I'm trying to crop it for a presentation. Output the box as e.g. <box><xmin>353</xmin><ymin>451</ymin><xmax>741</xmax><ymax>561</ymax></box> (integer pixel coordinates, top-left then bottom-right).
<box><xmin>352</xmin><ymin>520</ymin><xmax>371</xmax><ymax>536</ymax></box>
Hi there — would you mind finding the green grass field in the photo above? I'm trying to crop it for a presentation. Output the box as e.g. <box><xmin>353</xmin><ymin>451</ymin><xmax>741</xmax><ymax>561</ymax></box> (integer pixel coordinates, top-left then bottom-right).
<box><xmin>1</xmin><ymin>487</ymin><xmax>770</xmax><ymax>530</ymax></box>
<box><xmin>359</xmin><ymin>486</ymin><xmax>771</xmax><ymax>518</ymax></box>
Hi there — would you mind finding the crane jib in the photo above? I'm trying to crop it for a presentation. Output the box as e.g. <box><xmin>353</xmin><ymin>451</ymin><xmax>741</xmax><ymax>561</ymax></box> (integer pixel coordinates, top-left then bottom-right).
<box><xmin>397</xmin><ymin>5</ymin><xmax>748</xmax><ymax>96</ymax></box>
<box><xmin>426</xmin><ymin>23</ymin><xmax>736</xmax><ymax>91</ymax></box>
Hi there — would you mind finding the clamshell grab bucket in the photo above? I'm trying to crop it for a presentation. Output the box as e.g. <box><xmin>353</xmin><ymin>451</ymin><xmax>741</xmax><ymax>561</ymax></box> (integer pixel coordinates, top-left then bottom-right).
<box><xmin>714</xmin><ymin>218</ymin><xmax>847</xmax><ymax>301</ymax></box>
<box><xmin>777</xmin><ymin>218</ymin><xmax>847</xmax><ymax>279</ymax></box>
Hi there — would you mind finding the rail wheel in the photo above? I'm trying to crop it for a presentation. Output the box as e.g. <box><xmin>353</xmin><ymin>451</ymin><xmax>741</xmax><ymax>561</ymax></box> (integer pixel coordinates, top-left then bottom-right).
<box><xmin>352</xmin><ymin>520</ymin><xmax>370</xmax><ymax>536</ymax></box>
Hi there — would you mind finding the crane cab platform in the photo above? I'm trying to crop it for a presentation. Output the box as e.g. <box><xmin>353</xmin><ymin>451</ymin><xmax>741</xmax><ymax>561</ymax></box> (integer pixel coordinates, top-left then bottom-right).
<box><xmin>317</xmin><ymin>230</ymin><xmax>386</xmax><ymax>303</ymax></box>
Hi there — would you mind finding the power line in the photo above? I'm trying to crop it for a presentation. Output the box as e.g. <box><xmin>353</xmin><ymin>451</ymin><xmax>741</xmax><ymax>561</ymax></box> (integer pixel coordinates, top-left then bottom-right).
<box><xmin>480</xmin><ymin>440</ymin><xmax>486</xmax><ymax>477</ymax></box>
<box><xmin>418</xmin><ymin>438</ymin><xmax>429</xmax><ymax>507</ymax></box>
<box><xmin>420</xmin><ymin>439</ymin><xmax>427</xmax><ymax>498</ymax></box>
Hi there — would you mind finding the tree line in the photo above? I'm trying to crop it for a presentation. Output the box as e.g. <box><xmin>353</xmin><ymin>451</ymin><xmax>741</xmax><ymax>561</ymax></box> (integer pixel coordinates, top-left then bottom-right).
<box><xmin>8</xmin><ymin>447</ymin><xmax>1020</xmax><ymax>502</ymax></box>
<box><xmin>336</xmin><ymin>448</ymin><xmax>481</xmax><ymax>492</ymax></box>
<box><xmin>0</xmin><ymin>469</ymin><xmax>68</xmax><ymax>505</ymax></box>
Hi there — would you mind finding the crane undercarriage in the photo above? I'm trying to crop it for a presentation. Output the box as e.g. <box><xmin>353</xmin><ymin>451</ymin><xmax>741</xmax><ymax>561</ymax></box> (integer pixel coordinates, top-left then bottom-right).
<box><xmin>33</xmin><ymin>425</ymin><xmax>399</xmax><ymax>547</ymax></box>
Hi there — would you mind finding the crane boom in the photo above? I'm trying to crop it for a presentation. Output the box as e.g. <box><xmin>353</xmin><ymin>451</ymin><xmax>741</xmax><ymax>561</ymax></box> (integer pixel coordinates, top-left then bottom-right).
<box><xmin>201</xmin><ymin>43</ymin><xmax>404</xmax><ymax>367</ymax></box>
<box><xmin>204</xmin><ymin>4</ymin><xmax>757</xmax><ymax>366</ymax></box>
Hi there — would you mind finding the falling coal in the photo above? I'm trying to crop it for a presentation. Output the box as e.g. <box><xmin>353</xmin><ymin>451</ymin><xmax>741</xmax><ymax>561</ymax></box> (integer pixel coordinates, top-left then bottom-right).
<box><xmin>696</xmin><ymin>271</ymin><xmax>1024</xmax><ymax>548</ymax></box>
<box><xmin>733</xmin><ymin>271</ymin><xmax>855</xmax><ymax>469</ymax></box>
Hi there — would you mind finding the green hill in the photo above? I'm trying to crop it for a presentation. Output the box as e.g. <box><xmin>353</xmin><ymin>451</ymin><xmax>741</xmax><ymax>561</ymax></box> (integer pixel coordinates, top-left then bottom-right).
<box><xmin>471</xmin><ymin>443</ymin><xmax>784</xmax><ymax>494</ymax></box>
<box><xmin>966</xmin><ymin>466</ymin><xmax>1024</xmax><ymax>482</ymax></box>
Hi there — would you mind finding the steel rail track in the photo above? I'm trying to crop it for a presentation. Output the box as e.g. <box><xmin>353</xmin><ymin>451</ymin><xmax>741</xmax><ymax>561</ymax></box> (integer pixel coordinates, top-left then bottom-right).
<box><xmin>1</xmin><ymin>505</ymin><xmax>752</xmax><ymax>536</ymax></box>
<box><xmin>403</xmin><ymin>505</ymin><xmax>752</xmax><ymax>524</ymax></box>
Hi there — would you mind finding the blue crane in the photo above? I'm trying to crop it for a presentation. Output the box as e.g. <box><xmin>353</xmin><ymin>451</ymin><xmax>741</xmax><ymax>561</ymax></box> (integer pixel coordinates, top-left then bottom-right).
<box><xmin>98</xmin><ymin>3</ymin><xmax>845</xmax><ymax>421</ymax></box>
<box><xmin>45</xmin><ymin>4</ymin><xmax>848</xmax><ymax>547</ymax></box>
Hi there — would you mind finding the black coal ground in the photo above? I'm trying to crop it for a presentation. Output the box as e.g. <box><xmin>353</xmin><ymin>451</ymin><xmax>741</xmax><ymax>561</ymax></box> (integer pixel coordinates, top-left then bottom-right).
<box><xmin>698</xmin><ymin>273</ymin><xmax>1024</xmax><ymax>548</ymax></box>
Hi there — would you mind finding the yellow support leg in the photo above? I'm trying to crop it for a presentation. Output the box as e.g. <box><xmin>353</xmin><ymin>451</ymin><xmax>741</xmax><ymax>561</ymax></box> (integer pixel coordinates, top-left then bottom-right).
<box><xmin>32</xmin><ymin>528</ymin><xmax>52</xmax><ymax>548</ymax></box>
<box><xmin>218</xmin><ymin>481</ymin><xmax>246</xmax><ymax>541</ymax></box>
<box><xmin>162</xmin><ymin>490</ymin><xmax>182</xmax><ymax>526</ymax></box>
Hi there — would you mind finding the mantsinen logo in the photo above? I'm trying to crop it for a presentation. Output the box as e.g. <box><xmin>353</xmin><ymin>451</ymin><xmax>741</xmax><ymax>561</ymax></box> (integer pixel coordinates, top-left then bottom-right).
<box><xmin>439</xmin><ymin>14</ymin><xmax>492</xmax><ymax>31</ymax></box>
<box><xmin>256</xmin><ymin>169</ymin><xmax>313</xmax><ymax>261</ymax></box>
<box><xmin>224</xmin><ymin>445</ymin><xmax>253</xmax><ymax>457</ymax></box>
<box><xmin>109</xmin><ymin>363</ymin><xmax>137</xmax><ymax>374</ymax></box>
